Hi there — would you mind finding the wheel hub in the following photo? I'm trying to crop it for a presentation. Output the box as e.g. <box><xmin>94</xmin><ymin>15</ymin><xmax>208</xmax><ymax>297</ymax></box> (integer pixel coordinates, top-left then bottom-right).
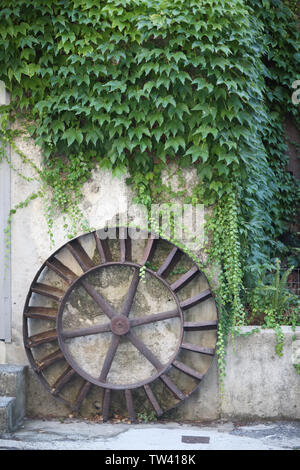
<box><xmin>111</xmin><ymin>315</ymin><xmax>130</xmax><ymax>336</ymax></box>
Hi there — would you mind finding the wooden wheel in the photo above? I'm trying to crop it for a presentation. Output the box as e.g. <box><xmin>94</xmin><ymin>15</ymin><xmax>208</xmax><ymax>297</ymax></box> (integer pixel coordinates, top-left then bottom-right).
<box><xmin>23</xmin><ymin>228</ymin><xmax>218</xmax><ymax>422</ymax></box>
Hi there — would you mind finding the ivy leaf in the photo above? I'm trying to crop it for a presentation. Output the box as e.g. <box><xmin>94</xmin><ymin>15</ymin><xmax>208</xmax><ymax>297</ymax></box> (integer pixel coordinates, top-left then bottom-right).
<box><xmin>192</xmin><ymin>78</ymin><xmax>214</xmax><ymax>93</ymax></box>
<box><xmin>152</xmin><ymin>128</ymin><xmax>164</xmax><ymax>142</ymax></box>
<box><xmin>103</xmin><ymin>80</ymin><xmax>127</xmax><ymax>93</ymax></box>
<box><xmin>51</xmin><ymin>121</ymin><xmax>65</xmax><ymax>133</ymax></box>
<box><xmin>156</xmin><ymin>95</ymin><xmax>177</xmax><ymax>108</ymax></box>
<box><xmin>186</xmin><ymin>143</ymin><xmax>209</xmax><ymax>163</ymax></box>
<box><xmin>211</xmin><ymin>57</ymin><xmax>229</xmax><ymax>71</ymax></box>
<box><xmin>194</xmin><ymin>126</ymin><xmax>218</xmax><ymax>140</ymax></box>
<box><xmin>34</xmin><ymin>100</ymin><xmax>52</xmax><ymax>114</ymax></box>
<box><xmin>197</xmin><ymin>166</ymin><xmax>213</xmax><ymax>181</ymax></box>
<box><xmin>165</xmin><ymin>137</ymin><xmax>185</xmax><ymax>153</ymax></box>
<box><xmin>85</xmin><ymin>129</ymin><xmax>101</xmax><ymax>146</ymax></box>
<box><xmin>143</xmin><ymin>81</ymin><xmax>156</xmax><ymax>93</ymax></box>
<box><xmin>149</xmin><ymin>113</ymin><xmax>164</xmax><ymax>127</ymax></box>
<box><xmin>22</xmin><ymin>63</ymin><xmax>39</xmax><ymax>77</ymax></box>
<box><xmin>62</xmin><ymin>128</ymin><xmax>79</xmax><ymax>146</ymax></box>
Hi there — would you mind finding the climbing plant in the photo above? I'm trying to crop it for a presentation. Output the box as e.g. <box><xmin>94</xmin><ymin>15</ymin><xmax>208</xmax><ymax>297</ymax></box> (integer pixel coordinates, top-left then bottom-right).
<box><xmin>284</xmin><ymin>0</ymin><xmax>300</xmax><ymax>17</ymax></box>
<box><xmin>0</xmin><ymin>0</ymin><xmax>300</xmax><ymax>389</ymax></box>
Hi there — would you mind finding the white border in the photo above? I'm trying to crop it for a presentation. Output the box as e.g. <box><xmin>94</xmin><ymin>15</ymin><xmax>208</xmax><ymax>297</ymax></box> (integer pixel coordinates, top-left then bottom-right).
<box><xmin>0</xmin><ymin>81</ymin><xmax>11</xmax><ymax>342</ymax></box>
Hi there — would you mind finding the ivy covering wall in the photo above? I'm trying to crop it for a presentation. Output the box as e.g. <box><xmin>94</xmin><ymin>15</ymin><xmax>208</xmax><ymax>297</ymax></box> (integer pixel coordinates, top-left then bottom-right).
<box><xmin>284</xmin><ymin>0</ymin><xmax>300</xmax><ymax>17</ymax></box>
<box><xmin>0</xmin><ymin>0</ymin><xmax>299</xmax><ymax>381</ymax></box>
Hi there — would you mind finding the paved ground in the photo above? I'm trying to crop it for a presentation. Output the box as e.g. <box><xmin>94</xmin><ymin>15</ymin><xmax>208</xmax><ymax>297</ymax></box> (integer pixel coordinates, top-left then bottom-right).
<box><xmin>0</xmin><ymin>419</ymin><xmax>299</xmax><ymax>450</ymax></box>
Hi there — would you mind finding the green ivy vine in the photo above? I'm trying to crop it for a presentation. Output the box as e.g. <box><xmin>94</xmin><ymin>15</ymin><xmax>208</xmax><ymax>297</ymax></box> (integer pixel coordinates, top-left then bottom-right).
<box><xmin>0</xmin><ymin>0</ymin><xmax>300</xmax><ymax>392</ymax></box>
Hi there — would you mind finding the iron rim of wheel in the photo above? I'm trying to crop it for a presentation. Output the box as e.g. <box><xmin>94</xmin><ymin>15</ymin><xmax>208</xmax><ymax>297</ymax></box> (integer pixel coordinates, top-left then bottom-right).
<box><xmin>23</xmin><ymin>227</ymin><xmax>218</xmax><ymax>422</ymax></box>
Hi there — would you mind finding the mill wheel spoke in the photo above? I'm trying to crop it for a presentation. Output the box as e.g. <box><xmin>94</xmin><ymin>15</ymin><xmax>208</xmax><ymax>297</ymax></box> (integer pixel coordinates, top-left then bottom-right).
<box><xmin>120</xmin><ymin>268</ymin><xmax>140</xmax><ymax>317</ymax></box>
<box><xmin>66</xmin><ymin>239</ymin><xmax>94</xmax><ymax>272</ymax></box>
<box><xmin>130</xmin><ymin>308</ymin><xmax>179</xmax><ymax>328</ymax></box>
<box><xmin>126</xmin><ymin>331</ymin><xmax>164</xmax><ymax>371</ymax></box>
<box><xmin>99</xmin><ymin>334</ymin><xmax>120</xmax><ymax>382</ymax></box>
<box><xmin>93</xmin><ymin>232</ymin><xmax>112</xmax><ymax>263</ymax></box>
<box><xmin>184</xmin><ymin>321</ymin><xmax>218</xmax><ymax>331</ymax></box>
<box><xmin>119</xmin><ymin>228</ymin><xmax>132</xmax><ymax>262</ymax></box>
<box><xmin>51</xmin><ymin>366</ymin><xmax>76</xmax><ymax>396</ymax></box>
<box><xmin>26</xmin><ymin>329</ymin><xmax>57</xmax><ymax>348</ymax></box>
<box><xmin>181</xmin><ymin>342</ymin><xmax>215</xmax><ymax>356</ymax></box>
<box><xmin>160</xmin><ymin>374</ymin><xmax>186</xmax><ymax>401</ymax></box>
<box><xmin>73</xmin><ymin>381</ymin><xmax>92</xmax><ymax>412</ymax></box>
<box><xmin>140</xmin><ymin>236</ymin><xmax>157</xmax><ymax>265</ymax></box>
<box><xmin>157</xmin><ymin>247</ymin><xmax>182</xmax><ymax>278</ymax></box>
<box><xmin>81</xmin><ymin>279</ymin><xmax>117</xmax><ymax>319</ymax></box>
<box><xmin>24</xmin><ymin>307</ymin><xmax>57</xmax><ymax>321</ymax></box>
<box><xmin>46</xmin><ymin>257</ymin><xmax>77</xmax><ymax>284</ymax></box>
<box><xmin>36</xmin><ymin>349</ymin><xmax>64</xmax><ymax>372</ymax></box>
<box><xmin>172</xmin><ymin>360</ymin><xmax>204</xmax><ymax>381</ymax></box>
<box><xmin>180</xmin><ymin>289</ymin><xmax>212</xmax><ymax>310</ymax></box>
<box><xmin>31</xmin><ymin>283</ymin><xmax>65</xmax><ymax>302</ymax></box>
<box><xmin>125</xmin><ymin>389</ymin><xmax>137</xmax><ymax>423</ymax></box>
<box><xmin>62</xmin><ymin>322</ymin><xmax>111</xmax><ymax>339</ymax></box>
<box><xmin>144</xmin><ymin>384</ymin><xmax>163</xmax><ymax>417</ymax></box>
<box><xmin>170</xmin><ymin>265</ymin><xmax>199</xmax><ymax>292</ymax></box>
<box><xmin>102</xmin><ymin>388</ymin><xmax>111</xmax><ymax>422</ymax></box>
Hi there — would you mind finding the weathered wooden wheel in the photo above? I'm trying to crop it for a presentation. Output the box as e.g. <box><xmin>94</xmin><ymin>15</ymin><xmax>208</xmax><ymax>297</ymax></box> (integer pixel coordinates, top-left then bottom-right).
<box><xmin>23</xmin><ymin>228</ymin><xmax>218</xmax><ymax>422</ymax></box>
